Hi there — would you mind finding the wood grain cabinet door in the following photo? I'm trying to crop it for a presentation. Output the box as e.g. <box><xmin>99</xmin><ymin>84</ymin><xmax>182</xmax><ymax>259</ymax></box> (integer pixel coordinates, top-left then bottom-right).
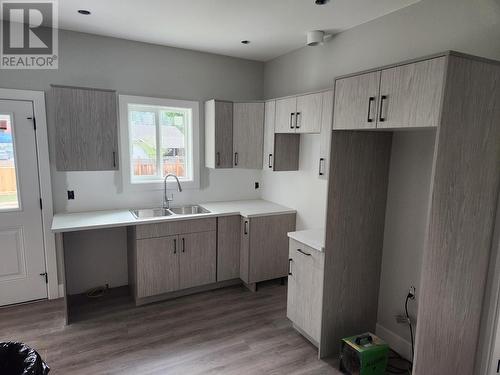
<box><xmin>318</xmin><ymin>90</ymin><xmax>334</xmax><ymax>179</ymax></box>
<box><xmin>378</xmin><ymin>57</ymin><xmax>446</xmax><ymax>129</ymax></box>
<box><xmin>205</xmin><ymin>100</ymin><xmax>233</xmax><ymax>169</ymax></box>
<box><xmin>52</xmin><ymin>85</ymin><xmax>118</xmax><ymax>171</ymax></box>
<box><xmin>275</xmin><ymin>97</ymin><xmax>297</xmax><ymax>133</ymax></box>
<box><xmin>295</xmin><ymin>92</ymin><xmax>323</xmax><ymax>133</ymax></box>
<box><xmin>217</xmin><ymin>216</ymin><xmax>241</xmax><ymax>282</ymax></box>
<box><xmin>233</xmin><ymin>102</ymin><xmax>265</xmax><ymax>169</ymax></box>
<box><xmin>333</xmin><ymin>71</ymin><xmax>381</xmax><ymax>130</ymax></box>
<box><xmin>136</xmin><ymin>235</ymin><xmax>179</xmax><ymax>298</ymax></box>
<box><xmin>179</xmin><ymin>231</ymin><xmax>217</xmax><ymax>290</ymax></box>
<box><xmin>263</xmin><ymin>100</ymin><xmax>276</xmax><ymax>170</ymax></box>
<box><xmin>287</xmin><ymin>240</ymin><xmax>324</xmax><ymax>344</ymax></box>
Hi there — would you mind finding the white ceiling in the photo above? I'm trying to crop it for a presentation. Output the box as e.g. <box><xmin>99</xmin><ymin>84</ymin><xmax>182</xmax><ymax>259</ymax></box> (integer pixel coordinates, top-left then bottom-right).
<box><xmin>57</xmin><ymin>0</ymin><xmax>420</xmax><ymax>61</ymax></box>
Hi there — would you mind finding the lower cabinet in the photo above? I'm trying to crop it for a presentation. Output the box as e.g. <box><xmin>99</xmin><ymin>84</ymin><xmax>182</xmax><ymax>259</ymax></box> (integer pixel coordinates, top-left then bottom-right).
<box><xmin>239</xmin><ymin>213</ymin><xmax>296</xmax><ymax>284</ymax></box>
<box><xmin>217</xmin><ymin>216</ymin><xmax>241</xmax><ymax>282</ymax></box>
<box><xmin>128</xmin><ymin>218</ymin><xmax>217</xmax><ymax>302</ymax></box>
<box><xmin>287</xmin><ymin>239</ymin><xmax>324</xmax><ymax>345</ymax></box>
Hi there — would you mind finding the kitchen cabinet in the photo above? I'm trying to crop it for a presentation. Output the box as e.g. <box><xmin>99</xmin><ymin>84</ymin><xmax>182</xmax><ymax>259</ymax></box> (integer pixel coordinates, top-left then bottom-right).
<box><xmin>295</xmin><ymin>93</ymin><xmax>323</xmax><ymax>133</ymax></box>
<box><xmin>179</xmin><ymin>231</ymin><xmax>216</xmax><ymax>289</ymax></box>
<box><xmin>275</xmin><ymin>97</ymin><xmax>297</xmax><ymax>133</ymax></box>
<box><xmin>287</xmin><ymin>239</ymin><xmax>324</xmax><ymax>345</ymax></box>
<box><xmin>136</xmin><ymin>235</ymin><xmax>179</xmax><ymax>298</ymax></box>
<box><xmin>51</xmin><ymin>85</ymin><xmax>118</xmax><ymax>171</ymax></box>
<box><xmin>333</xmin><ymin>71</ymin><xmax>380</xmax><ymax>130</ymax></box>
<box><xmin>233</xmin><ymin>102</ymin><xmax>264</xmax><ymax>169</ymax></box>
<box><xmin>318</xmin><ymin>90</ymin><xmax>333</xmax><ymax>179</ymax></box>
<box><xmin>275</xmin><ymin>93</ymin><xmax>323</xmax><ymax>134</ymax></box>
<box><xmin>262</xmin><ymin>100</ymin><xmax>300</xmax><ymax>171</ymax></box>
<box><xmin>378</xmin><ymin>57</ymin><xmax>446</xmax><ymax>129</ymax></box>
<box><xmin>216</xmin><ymin>216</ymin><xmax>241</xmax><ymax>282</ymax></box>
<box><xmin>205</xmin><ymin>100</ymin><xmax>233</xmax><ymax>168</ymax></box>
<box><xmin>332</xmin><ymin>57</ymin><xmax>446</xmax><ymax>130</ymax></box>
<box><xmin>240</xmin><ymin>213</ymin><xmax>296</xmax><ymax>286</ymax></box>
<box><xmin>128</xmin><ymin>218</ymin><xmax>216</xmax><ymax>303</ymax></box>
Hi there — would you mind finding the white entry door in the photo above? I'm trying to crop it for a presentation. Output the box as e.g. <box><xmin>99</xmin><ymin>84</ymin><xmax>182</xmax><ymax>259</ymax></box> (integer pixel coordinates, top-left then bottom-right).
<box><xmin>0</xmin><ymin>99</ymin><xmax>47</xmax><ymax>305</ymax></box>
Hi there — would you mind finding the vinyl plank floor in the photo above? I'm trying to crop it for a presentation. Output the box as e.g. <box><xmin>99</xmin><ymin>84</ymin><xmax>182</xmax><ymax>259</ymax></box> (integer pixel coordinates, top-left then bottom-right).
<box><xmin>0</xmin><ymin>282</ymin><xmax>340</xmax><ymax>374</ymax></box>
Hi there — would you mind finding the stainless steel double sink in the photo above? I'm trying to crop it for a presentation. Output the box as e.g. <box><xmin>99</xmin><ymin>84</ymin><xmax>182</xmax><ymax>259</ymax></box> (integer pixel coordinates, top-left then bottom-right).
<box><xmin>131</xmin><ymin>204</ymin><xmax>210</xmax><ymax>219</ymax></box>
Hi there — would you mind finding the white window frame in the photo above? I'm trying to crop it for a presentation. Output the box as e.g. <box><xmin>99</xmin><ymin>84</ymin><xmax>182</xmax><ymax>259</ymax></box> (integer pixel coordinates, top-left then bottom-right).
<box><xmin>118</xmin><ymin>95</ymin><xmax>200</xmax><ymax>191</ymax></box>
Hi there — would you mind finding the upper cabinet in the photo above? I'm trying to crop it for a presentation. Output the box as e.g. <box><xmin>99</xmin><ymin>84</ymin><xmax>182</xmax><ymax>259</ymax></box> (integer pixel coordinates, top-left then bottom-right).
<box><xmin>51</xmin><ymin>85</ymin><xmax>119</xmax><ymax>171</ymax></box>
<box><xmin>333</xmin><ymin>56</ymin><xmax>447</xmax><ymax>130</ymax></box>
<box><xmin>205</xmin><ymin>100</ymin><xmax>264</xmax><ymax>170</ymax></box>
<box><xmin>275</xmin><ymin>93</ymin><xmax>323</xmax><ymax>134</ymax></box>
<box><xmin>205</xmin><ymin>100</ymin><xmax>233</xmax><ymax>168</ymax></box>
<box><xmin>378</xmin><ymin>57</ymin><xmax>446</xmax><ymax>129</ymax></box>
<box><xmin>318</xmin><ymin>90</ymin><xmax>334</xmax><ymax>179</ymax></box>
<box><xmin>233</xmin><ymin>102</ymin><xmax>264</xmax><ymax>169</ymax></box>
<box><xmin>333</xmin><ymin>71</ymin><xmax>380</xmax><ymax>130</ymax></box>
<box><xmin>262</xmin><ymin>100</ymin><xmax>300</xmax><ymax>171</ymax></box>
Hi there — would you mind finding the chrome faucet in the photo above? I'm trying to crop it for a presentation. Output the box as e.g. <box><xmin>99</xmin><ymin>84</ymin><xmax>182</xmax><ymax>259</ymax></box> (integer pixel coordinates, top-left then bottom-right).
<box><xmin>163</xmin><ymin>174</ymin><xmax>182</xmax><ymax>209</ymax></box>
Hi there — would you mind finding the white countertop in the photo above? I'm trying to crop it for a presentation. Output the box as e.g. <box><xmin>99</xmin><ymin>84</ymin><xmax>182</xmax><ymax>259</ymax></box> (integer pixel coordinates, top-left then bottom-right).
<box><xmin>51</xmin><ymin>199</ymin><xmax>295</xmax><ymax>233</ymax></box>
<box><xmin>287</xmin><ymin>229</ymin><xmax>325</xmax><ymax>252</ymax></box>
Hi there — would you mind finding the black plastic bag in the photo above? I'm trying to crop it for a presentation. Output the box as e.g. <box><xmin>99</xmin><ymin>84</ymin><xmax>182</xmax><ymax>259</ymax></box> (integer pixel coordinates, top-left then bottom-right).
<box><xmin>0</xmin><ymin>342</ymin><xmax>50</xmax><ymax>375</ymax></box>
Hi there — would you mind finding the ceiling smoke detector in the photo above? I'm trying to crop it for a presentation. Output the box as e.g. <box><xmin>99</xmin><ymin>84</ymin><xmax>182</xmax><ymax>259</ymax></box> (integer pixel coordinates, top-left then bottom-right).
<box><xmin>315</xmin><ymin>0</ymin><xmax>330</xmax><ymax>4</ymax></box>
<box><xmin>306</xmin><ymin>30</ymin><xmax>325</xmax><ymax>46</ymax></box>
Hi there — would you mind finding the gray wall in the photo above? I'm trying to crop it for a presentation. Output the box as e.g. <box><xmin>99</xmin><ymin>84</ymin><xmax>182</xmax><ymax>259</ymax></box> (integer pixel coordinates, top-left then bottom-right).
<box><xmin>0</xmin><ymin>28</ymin><xmax>264</xmax><ymax>293</ymax></box>
<box><xmin>261</xmin><ymin>0</ymin><xmax>500</xmax><ymax>356</ymax></box>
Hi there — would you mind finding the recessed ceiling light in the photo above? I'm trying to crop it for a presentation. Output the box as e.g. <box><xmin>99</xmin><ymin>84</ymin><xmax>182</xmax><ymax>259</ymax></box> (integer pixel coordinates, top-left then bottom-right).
<box><xmin>77</xmin><ymin>9</ymin><xmax>91</xmax><ymax>15</ymax></box>
<box><xmin>315</xmin><ymin>0</ymin><xmax>330</xmax><ymax>4</ymax></box>
<box><xmin>241</xmin><ymin>40</ymin><xmax>250</xmax><ymax>45</ymax></box>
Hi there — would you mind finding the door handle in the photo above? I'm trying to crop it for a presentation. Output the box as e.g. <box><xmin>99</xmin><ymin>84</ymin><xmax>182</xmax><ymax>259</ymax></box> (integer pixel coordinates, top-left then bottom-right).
<box><xmin>174</xmin><ymin>238</ymin><xmax>177</xmax><ymax>254</ymax></box>
<box><xmin>367</xmin><ymin>97</ymin><xmax>375</xmax><ymax>123</ymax></box>
<box><xmin>244</xmin><ymin>220</ymin><xmax>249</xmax><ymax>235</ymax></box>
<box><xmin>288</xmin><ymin>258</ymin><xmax>293</xmax><ymax>275</ymax></box>
<box><xmin>319</xmin><ymin>158</ymin><xmax>325</xmax><ymax>176</ymax></box>
<box><xmin>268</xmin><ymin>154</ymin><xmax>273</xmax><ymax>169</ymax></box>
<box><xmin>295</xmin><ymin>112</ymin><xmax>301</xmax><ymax>129</ymax></box>
<box><xmin>379</xmin><ymin>95</ymin><xmax>387</xmax><ymax>122</ymax></box>
<box><xmin>297</xmin><ymin>249</ymin><xmax>311</xmax><ymax>256</ymax></box>
<box><xmin>181</xmin><ymin>237</ymin><xmax>185</xmax><ymax>253</ymax></box>
<box><xmin>234</xmin><ymin>152</ymin><xmax>238</xmax><ymax>166</ymax></box>
<box><xmin>216</xmin><ymin>152</ymin><xmax>220</xmax><ymax>166</ymax></box>
<box><xmin>290</xmin><ymin>113</ymin><xmax>295</xmax><ymax>129</ymax></box>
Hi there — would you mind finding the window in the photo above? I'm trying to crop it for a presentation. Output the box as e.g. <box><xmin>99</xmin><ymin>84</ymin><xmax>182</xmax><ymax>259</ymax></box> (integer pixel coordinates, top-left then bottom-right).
<box><xmin>119</xmin><ymin>95</ymin><xmax>199</xmax><ymax>190</ymax></box>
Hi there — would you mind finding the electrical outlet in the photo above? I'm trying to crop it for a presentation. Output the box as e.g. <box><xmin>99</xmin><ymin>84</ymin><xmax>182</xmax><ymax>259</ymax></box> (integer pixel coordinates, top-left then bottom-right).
<box><xmin>67</xmin><ymin>190</ymin><xmax>75</xmax><ymax>200</ymax></box>
<box><xmin>409</xmin><ymin>285</ymin><xmax>416</xmax><ymax>299</ymax></box>
<box><xmin>254</xmin><ymin>182</ymin><xmax>259</xmax><ymax>189</ymax></box>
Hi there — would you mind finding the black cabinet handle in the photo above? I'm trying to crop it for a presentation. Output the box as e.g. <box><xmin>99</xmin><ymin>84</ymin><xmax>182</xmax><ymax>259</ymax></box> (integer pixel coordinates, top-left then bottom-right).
<box><xmin>288</xmin><ymin>258</ymin><xmax>293</xmax><ymax>275</ymax></box>
<box><xmin>216</xmin><ymin>152</ymin><xmax>220</xmax><ymax>166</ymax></box>
<box><xmin>181</xmin><ymin>237</ymin><xmax>185</xmax><ymax>253</ymax></box>
<box><xmin>244</xmin><ymin>220</ymin><xmax>249</xmax><ymax>235</ymax></box>
<box><xmin>319</xmin><ymin>158</ymin><xmax>325</xmax><ymax>176</ymax></box>
<box><xmin>268</xmin><ymin>154</ymin><xmax>273</xmax><ymax>169</ymax></box>
<box><xmin>297</xmin><ymin>249</ymin><xmax>311</xmax><ymax>256</ymax></box>
<box><xmin>174</xmin><ymin>238</ymin><xmax>177</xmax><ymax>254</ymax></box>
<box><xmin>112</xmin><ymin>151</ymin><xmax>116</xmax><ymax>168</ymax></box>
<box><xmin>290</xmin><ymin>113</ymin><xmax>295</xmax><ymax>129</ymax></box>
<box><xmin>379</xmin><ymin>95</ymin><xmax>387</xmax><ymax>122</ymax></box>
<box><xmin>367</xmin><ymin>97</ymin><xmax>375</xmax><ymax>123</ymax></box>
<box><xmin>234</xmin><ymin>152</ymin><xmax>238</xmax><ymax>166</ymax></box>
<box><xmin>295</xmin><ymin>112</ymin><xmax>301</xmax><ymax>128</ymax></box>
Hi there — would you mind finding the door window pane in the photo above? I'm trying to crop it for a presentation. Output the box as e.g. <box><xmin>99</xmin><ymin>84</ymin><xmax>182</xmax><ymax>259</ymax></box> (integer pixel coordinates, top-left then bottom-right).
<box><xmin>0</xmin><ymin>114</ymin><xmax>19</xmax><ymax>210</ymax></box>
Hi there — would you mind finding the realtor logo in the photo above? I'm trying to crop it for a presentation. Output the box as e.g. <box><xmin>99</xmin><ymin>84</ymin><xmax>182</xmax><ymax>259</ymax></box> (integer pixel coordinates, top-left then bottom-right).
<box><xmin>1</xmin><ymin>0</ymin><xmax>58</xmax><ymax>69</ymax></box>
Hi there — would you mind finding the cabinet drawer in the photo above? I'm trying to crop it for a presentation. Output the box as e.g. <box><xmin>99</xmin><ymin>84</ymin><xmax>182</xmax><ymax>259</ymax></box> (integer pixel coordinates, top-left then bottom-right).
<box><xmin>135</xmin><ymin>218</ymin><xmax>216</xmax><ymax>239</ymax></box>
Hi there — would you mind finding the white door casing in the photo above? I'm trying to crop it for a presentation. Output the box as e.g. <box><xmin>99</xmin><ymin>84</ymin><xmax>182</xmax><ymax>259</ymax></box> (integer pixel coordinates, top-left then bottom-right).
<box><xmin>0</xmin><ymin>99</ymin><xmax>47</xmax><ymax>305</ymax></box>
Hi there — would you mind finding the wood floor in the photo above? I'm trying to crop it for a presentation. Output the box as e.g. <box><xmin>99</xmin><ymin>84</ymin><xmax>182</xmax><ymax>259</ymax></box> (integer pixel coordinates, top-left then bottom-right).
<box><xmin>0</xmin><ymin>281</ymin><xmax>340</xmax><ymax>374</ymax></box>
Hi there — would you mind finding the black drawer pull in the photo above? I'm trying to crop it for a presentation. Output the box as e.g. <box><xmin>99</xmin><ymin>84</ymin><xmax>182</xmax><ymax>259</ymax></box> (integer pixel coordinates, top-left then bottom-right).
<box><xmin>297</xmin><ymin>249</ymin><xmax>311</xmax><ymax>256</ymax></box>
<box><xmin>290</xmin><ymin>113</ymin><xmax>295</xmax><ymax>129</ymax></box>
<box><xmin>379</xmin><ymin>95</ymin><xmax>387</xmax><ymax>122</ymax></box>
<box><xmin>367</xmin><ymin>97</ymin><xmax>375</xmax><ymax>123</ymax></box>
<box><xmin>288</xmin><ymin>258</ymin><xmax>293</xmax><ymax>275</ymax></box>
<box><xmin>268</xmin><ymin>154</ymin><xmax>273</xmax><ymax>168</ymax></box>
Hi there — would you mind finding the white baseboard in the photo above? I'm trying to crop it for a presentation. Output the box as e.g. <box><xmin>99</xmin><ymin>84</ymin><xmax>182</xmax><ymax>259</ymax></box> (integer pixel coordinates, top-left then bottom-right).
<box><xmin>376</xmin><ymin>323</ymin><xmax>412</xmax><ymax>360</ymax></box>
<box><xmin>58</xmin><ymin>284</ymin><xmax>65</xmax><ymax>298</ymax></box>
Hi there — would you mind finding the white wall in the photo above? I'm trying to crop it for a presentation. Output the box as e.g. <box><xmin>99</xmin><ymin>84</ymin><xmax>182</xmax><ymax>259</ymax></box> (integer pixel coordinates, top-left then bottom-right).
<box><xmin>261</xmin><ymin>0</ymin><xmax>500</xmax><ymax>357</ymax></box>
<box><xmin>0</xmin><ymin>28</ymin><xmax>264</xmax><ymax>292</ymax></box>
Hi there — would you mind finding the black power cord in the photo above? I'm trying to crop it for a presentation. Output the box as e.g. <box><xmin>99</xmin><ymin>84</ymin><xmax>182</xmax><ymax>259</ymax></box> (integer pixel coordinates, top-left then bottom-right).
<box><xmin>387</xmin><ymin>290</ymin><xmax>415</xmax><ymax>375</ymax></box>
